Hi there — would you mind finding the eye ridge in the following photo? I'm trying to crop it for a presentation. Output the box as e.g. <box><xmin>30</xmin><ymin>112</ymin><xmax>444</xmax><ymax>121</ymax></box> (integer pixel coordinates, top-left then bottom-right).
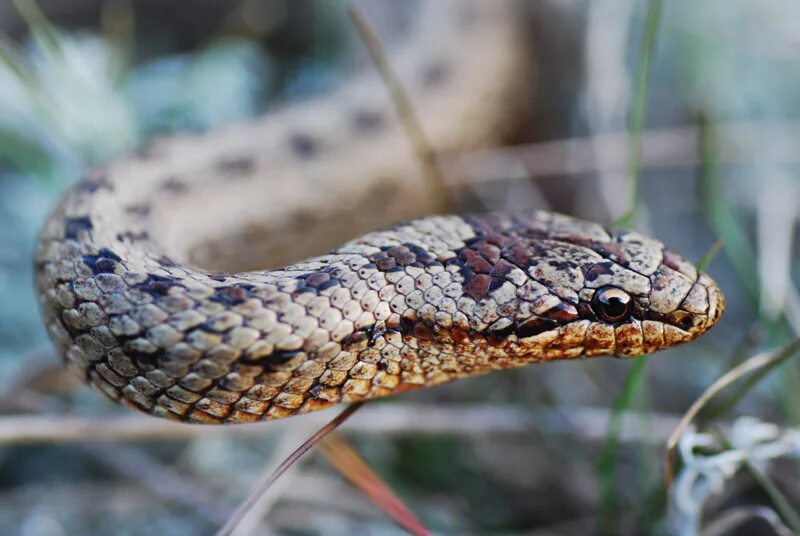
<box><xmin>592</xmin><ymin>286</ymin><xmax>633</xmax><ymax>322</ymax></box>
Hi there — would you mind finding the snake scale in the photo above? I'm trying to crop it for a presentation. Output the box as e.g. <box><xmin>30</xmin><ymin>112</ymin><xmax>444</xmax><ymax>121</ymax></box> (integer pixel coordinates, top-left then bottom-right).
<box><xmin>34</xmin><ymin>0</ymin><xmax>723</xmax><ymax>424</ymax></box>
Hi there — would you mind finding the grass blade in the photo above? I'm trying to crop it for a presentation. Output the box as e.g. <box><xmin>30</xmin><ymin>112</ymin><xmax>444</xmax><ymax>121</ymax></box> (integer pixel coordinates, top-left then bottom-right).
<box><xmin>696</xmin><ymin>238</ymin><xmax>724</xmax><ymax>272</ymax></box>
<box><xmin>599</xmin><ymin>0</ymin><xmax>664</xmax><ymax>531</ymax></box>
<box><xmin>697</xmin><ymin>117</ymin><xmax>759</xmax><ymax>304</ymax></box>
<box><xmin>615</xmin><ymin>0</ymin><xmax>663</xmax><ymax>228</ymax></box>
<box><xmin>597</xmin><ymin>356</ymin><xmax>649</xmax><ymax>533</ymax></box>
<box><xmin>12</xmin><ymin>0</ymin><xmax>62</xmax><ymax>56</ymax></box>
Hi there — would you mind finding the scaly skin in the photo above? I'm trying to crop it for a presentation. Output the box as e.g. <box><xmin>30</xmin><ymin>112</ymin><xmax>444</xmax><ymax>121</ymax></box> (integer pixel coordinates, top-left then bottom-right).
<box><xmin>33</xmin><ymin>1</ymin><xmax>723</xmax><ymax>424</ymax></box>
<box><xmin>36</xmin><ymin>208</ymin><xmax>723</xmax><ymax>424</ymax></box>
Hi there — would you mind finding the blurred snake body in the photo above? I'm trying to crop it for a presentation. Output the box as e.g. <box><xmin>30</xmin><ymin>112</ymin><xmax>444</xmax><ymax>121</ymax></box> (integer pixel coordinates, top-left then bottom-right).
<box><xmin>34</xmin><ymin>0</ymin><xmax>723</xmax><ymax>424</ymax></box>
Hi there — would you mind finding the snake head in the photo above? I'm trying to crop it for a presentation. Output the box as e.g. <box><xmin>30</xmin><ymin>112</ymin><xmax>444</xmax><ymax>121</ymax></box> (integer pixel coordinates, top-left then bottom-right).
<box><xmin>458</xmin><ymin>213</ymin><xmax>725</xmax><ymax>361</ymax></box>
<box><xmin>576</xmin><ymin>247</ymin><xmax>725</xmax><ymax>358</ymax></box>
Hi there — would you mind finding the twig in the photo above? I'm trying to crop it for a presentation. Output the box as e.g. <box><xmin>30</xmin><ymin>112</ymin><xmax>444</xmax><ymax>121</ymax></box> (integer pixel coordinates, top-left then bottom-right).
<box><xmin>320</xmin><ymin>433</ymin><xmax>431</xmax><ymax>536</ymax></box>
<box><xmin>700</xmin><ymin>506</ymin><xmax>794</xmax><ymax>536</ymax></box>
<box><xmin>215</xmin><ymin>402</ymin><xmax>364</xmax><ymax>536</ymax></box>
<box><xmin>0</xmin><ymin>403</ymin><xmax>682</xmax><ymax>444</ymax></box>
<box><xmin>440</xmin><ymin>121</ymin><xmax>800</xmax><ymax>183</ymax></box>
<box><xmin>664</xmin><ymin>339</ymin><xmax>800</xmax><ymax>486</ymax></box>
<box><xmin>347</xmin><ymin>5</ymin><xmax>451</xmax><ymax>208</ymax></box>
<box><xmin>221</xmin><ymin>428</ymin><xmax>311</xmax><ymax>536</ymax></box>
<box><xmin>739</xmin><ymin>449</ymin><xmax>800</xmax><ymax>533</ymax></box>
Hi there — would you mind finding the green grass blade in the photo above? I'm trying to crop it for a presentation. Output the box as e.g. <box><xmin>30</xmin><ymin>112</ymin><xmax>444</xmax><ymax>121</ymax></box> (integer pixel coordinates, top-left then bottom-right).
<box><xmin>597</xmin><ymin>356</ymin><xmax>649</xmax><ymax>533</ymax></box>
<box><xmin>12</xmin><ymin>0</ymin><xmax>62</xmax><ymax>56</ymax></box>
<box><xmin>696</xmin><ymin>239</ymin><xmax>724</xmax><ymax>272</ymax></box>
<box><xmin>697</xmin><ymin>117</ymin><xmax>759</xmax><ymax>305</ymax></box>
<box><xmin>615</xmin><ymin>0</ymin><xmax>663</xmax><ymax>228</ymax></box>
<box><xmin>599</xmin><ymin>0</ymin><xmax>664</xmax><ymax>531</ymax></box>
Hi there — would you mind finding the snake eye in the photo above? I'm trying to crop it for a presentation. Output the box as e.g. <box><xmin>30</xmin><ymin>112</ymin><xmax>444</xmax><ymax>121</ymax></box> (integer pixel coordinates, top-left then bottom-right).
<box><xmin>591</xmin><ymin>286</ymin><xmax>632</xmax><ymax>322</ymax></box>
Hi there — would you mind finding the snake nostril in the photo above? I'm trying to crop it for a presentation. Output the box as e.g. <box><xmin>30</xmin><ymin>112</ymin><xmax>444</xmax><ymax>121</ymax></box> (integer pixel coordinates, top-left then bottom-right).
<box><xmin>678</xmin><ymin>315</ymin><xmax>695</xmax><ymax>330</ymax></box>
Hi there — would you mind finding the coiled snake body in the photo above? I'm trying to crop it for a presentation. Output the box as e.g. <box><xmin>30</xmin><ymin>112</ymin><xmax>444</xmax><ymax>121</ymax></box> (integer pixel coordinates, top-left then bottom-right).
<box><xmin>34</xmin><ymin>0</ymin><xmax>723</xmax><ymax>424</ymax></box>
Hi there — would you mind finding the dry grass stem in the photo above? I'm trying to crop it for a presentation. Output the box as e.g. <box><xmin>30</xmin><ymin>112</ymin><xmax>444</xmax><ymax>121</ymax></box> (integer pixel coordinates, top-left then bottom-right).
<box><xmin>664</xmin><ymin>339</ymin><xmax>800</xmax><ymax>485</ymax></box>
<box><xmin>320</xmin><ymin>433</ymin><xmax>431</xmax><ymax>536</ymax></box>
<box><xmin>0</xmin><ymin>403</ymin><xmax>681</xmax><ymax>445</ymax></box>
<box><xmin>215</xmin><ymin>402</ymin><xmax>363</xmax><ymax>536</ymax></box>
<box><xmin>347</xmin><ymin>5</ymin><xmax>451</xmax><ymax>206</ymax></box>
<box><xmin>442</xmin><ymin>121</ymin><xmax>800</xmax><ymax>183</ymax></box>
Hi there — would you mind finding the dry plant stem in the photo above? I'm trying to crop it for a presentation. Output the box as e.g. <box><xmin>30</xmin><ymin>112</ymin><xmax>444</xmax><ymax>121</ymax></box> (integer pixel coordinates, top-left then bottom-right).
<box><xmin>0</xmin><ymin>403</ymin><xmax>683</xmax><ymax>445</ymax></box>
<box><xmin>216</xmin><ymin>402</ymin><xmax>364</xmax><ymax>536</ymax></box>
<box><xmin>441</xmin><ymin>121</ymin><xmax>800</xmax><ymax>183</ymax></box>
<box><xmin>223</xmin><ymin>429</ymin><xmax>311</xmax><ymax>536</ymax></box>
<box><xmin>347</xmin><ymin>5</ymin><xmax>451</xmax><ymax>208</ymax></box>
<box><xmin>320</xmin><ymin>433</ymin><xmax>432</xmax><ymax>536</ymax></box>
<box><xmin>700</xmin><ymin>506</ymin><xmax>795</xmax><ymax>536</ymax></box>
<box><xmin>3</xmin><ymin>385</ymin><xmax>227</xmax><ymax>524</ymax></box>
<box><xmin>664</xmin><ymin>339</ymin><xmax>800</xmax><ymax>485</ymax></box>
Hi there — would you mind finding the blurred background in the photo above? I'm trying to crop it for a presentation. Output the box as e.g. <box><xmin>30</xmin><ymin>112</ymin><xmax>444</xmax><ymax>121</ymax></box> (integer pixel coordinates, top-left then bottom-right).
<box><xmin>1</xmin><ymin>0</ymin><xmax>800</xmax><ymax>534</ymax></box>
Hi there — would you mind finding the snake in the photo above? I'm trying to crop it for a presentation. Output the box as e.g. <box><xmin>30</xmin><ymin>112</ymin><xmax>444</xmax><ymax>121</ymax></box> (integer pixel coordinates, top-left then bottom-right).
<box><xmin>34</xmin><ymin>0</ymin><xmax>724</xmax><ymax>424</ymax></box>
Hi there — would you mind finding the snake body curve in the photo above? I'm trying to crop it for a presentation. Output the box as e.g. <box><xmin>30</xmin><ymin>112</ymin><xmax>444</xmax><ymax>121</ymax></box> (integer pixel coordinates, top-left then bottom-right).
<box><xmin>34</xmin><ymin>0</ymin><xmax>723</xmax><ymax>424</ymax></box>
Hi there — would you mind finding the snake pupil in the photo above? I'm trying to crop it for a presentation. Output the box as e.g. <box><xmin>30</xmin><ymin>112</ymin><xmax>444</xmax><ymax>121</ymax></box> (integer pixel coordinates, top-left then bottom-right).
<box><xmin>592</xmin><ymin>286</ymin><xmax>632</xmax><ymax>322</ymax></box>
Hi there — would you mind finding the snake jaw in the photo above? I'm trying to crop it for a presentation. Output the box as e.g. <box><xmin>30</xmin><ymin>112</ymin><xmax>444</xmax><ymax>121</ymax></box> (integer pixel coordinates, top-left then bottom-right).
<box><xmin>498</xmin><ymin>246</ymin><xmax>725</xmax><ymax>362</ymax></box>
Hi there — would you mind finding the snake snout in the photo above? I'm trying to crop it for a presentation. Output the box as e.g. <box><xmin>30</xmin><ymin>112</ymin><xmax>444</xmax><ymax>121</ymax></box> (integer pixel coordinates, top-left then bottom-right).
<box><xmin>651</xmin><ymin>269</ymin><xmax>724</xmax><ymax>344</ymax></box>
<box><xmin>699</xmin><ymin>273</ymin><xmax>725</xmax><ymax>333</ymax></box>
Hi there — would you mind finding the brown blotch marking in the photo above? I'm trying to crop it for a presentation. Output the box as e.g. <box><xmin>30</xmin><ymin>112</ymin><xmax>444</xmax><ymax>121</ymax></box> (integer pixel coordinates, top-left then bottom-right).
<box><xmin>594</xmin><ymin>242</ymin><xmax>631</xmax><ymax>265</ymax></box>
<box><xmin>577</xmin><ymin>302</ymin><xmax>596</xmax><ymax>320</ymax></box>
<box><xmin>135</xmin><ymin>139</ymin><xmax>163</xmax><ymax>160</ymax></box>
<box><xmin>79</xmin><ymin>170</ymin><xmax>112</xmax><ymax>193</ymax></box>
<box><xmin>296</xmin><ymin>271</ymin><xmax>341</xmax><ymax>294</ymax></box>
<box><xmin>160</xmin><ymin>177</ymin><xmax>189</xmax><ymax>193</ymax></box>
<box><xmin>516</xmin><ymin>317</ymin><xmax>559</xmax><ymax>338</ymax></box>
<box><xmin>420</xmin><ymin>59</ymin><xmax>451</xmax><ymax>87</ymax></box>
<box><xmin>217</xmin><ymin>156</ymin><xmax>256</xmax><ymax>177</ymax></box>
<box><xmin>662</xmin><ymin>249</ymin><xmax>697</xmax><ymax>279</ymax></box>
<box><xmin>351</xmin><ymin>108</ymin><xmax>385</xmax><ymax>133</ymax></box>
<box><xmin>412</xmin><ymin>322</ymin><xmax>433</xmax><ymax>341</ymax></box>
<box><xmin>504</xmin><ymin>243</ymin><xmax>539</xmax><ymax>271</ymax></box>
<box><xmin>117</xmin><ymin>230</ymin><xmax>149</xmax><ymax>242</ymax></box>
<box><xmin>64</xmin><ymin>216</ymin><xmax>93</xmax><ymax>240</ymax></box>
<box><xmin>369</xmin><ymin>244</ymin><xmax>435</xmax><ymax>272</ymax></box>
<box><xmin>466</xmin><ymin>213</ymin><xmax>516</xmax><ymax>236</ymax></box>
<box><xmin>289</xmin><ymin>133</ymin><xmax>318</xmax><ymax>159</ymax></box>
<box><xmin>489</xmin><ymin>259</ymin><xmax>516</xmax><ymax>279</ymax></box>
<box><xmin>585</xmin><ymin>262</ymin><xmax>614</xmax><ymax>282</ymax></box>
<box><xmin>463</xmin><ymin>273</ymin><xmax>491</xmax><ymax>301</ymax></box>
<box><xmin>544</xmin><ymin>302</ymin><xmax>579</xmax><ymax>322</ymax></box>
<box><xmin>125</xmin><ymin>204</ymin><xmax>151</xmax><ymax>217</ymax></box>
